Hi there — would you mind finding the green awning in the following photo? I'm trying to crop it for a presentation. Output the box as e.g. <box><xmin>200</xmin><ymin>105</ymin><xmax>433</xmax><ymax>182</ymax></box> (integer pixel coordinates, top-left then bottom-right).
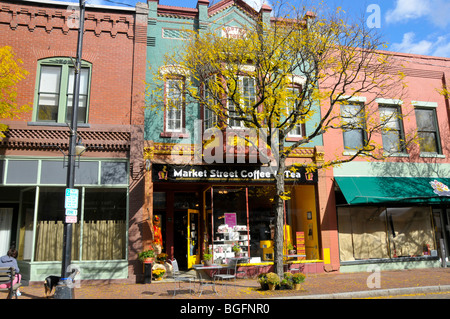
<box><xmin>335</xmin><ymin>176</ymin><xmax>450</xmax><ymax>205</ymax></box>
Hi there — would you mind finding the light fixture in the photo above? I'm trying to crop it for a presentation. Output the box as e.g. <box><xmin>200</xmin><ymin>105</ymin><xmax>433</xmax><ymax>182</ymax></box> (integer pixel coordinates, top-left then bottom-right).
<box><xmin>75</xmin><ymin>137</ymin><xmax>86</xmax><ymax>156</ymax></box>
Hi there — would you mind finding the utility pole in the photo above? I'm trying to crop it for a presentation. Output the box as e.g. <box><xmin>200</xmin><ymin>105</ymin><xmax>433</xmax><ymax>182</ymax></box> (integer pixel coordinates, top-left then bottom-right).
<box><xmin>54</xmin><ymin>0</ymin><xmax>85</xmax><ymax>299</ymax></box>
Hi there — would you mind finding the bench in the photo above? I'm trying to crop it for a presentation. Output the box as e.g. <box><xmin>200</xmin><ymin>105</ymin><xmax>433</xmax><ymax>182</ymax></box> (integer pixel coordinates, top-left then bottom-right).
<box><xmin>0</xmin><ymin>267</ymin><xmax>22</xmax><ymax>299</ymax></box>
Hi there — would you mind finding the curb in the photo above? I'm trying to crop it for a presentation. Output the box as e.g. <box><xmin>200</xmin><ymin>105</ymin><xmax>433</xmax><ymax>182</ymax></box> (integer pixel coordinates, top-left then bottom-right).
<box><xmin>270</xmin><ymin>285</ymin><xmax>450</xmax><ymax>299</ymax></box>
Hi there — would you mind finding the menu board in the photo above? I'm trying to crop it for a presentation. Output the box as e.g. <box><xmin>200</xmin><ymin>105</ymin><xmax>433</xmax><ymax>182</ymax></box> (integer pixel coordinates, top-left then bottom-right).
<box><xmin>296</xmin><ymin>232</ymin><xmax>305</xmax><ymax>259</ymax></box>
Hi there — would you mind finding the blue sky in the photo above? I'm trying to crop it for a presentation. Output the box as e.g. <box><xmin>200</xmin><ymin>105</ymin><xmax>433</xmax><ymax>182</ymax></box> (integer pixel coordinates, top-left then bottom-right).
<box><xmin>55</xmin><ymin>0</ymin><xmax>450</xmax><ymax>58</ymax></box>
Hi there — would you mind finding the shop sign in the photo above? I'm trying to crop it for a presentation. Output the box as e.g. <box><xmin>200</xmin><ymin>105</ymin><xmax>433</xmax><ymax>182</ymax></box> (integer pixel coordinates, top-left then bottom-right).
<box><xmin>152</xmin><ymin>164</ymin><xmax>317</xmax><ymax>183</ymax></box>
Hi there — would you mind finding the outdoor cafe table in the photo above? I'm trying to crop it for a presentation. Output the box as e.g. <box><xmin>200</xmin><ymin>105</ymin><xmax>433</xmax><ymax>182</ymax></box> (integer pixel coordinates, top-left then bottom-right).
<box><xmin>192</xmin><ymin>264</ymin><xmax>225</xmax><ymax>295</ymax></box>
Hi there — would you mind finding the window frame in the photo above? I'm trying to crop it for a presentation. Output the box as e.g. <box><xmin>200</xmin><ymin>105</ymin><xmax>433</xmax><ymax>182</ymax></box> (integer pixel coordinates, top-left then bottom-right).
<box><xmin>161</xmin><ymin>75</ymin><xmax>187</xmax><ymax>137</ymax></box>
<box><xmin>341</xmin><ymin>102</ymin><xmax>367</xmax><ymax>151</ymax></box>
<box><xmin>33</xmin><ymin>57</ymin><xmax>91</xmax><ymax>124</ymax></box>
<box><xmin>414</xmin><ymin>106</ymin><xmax>442</xmax><ymax>155</ymax></box>
<box><xmin>286</xmin><ymin>86</ymin><xmax>306</xmax><ymax>140</ymax></box>
<box><xmin>379</xmin><ymin>104</ymin><xmax>406</xmax><ymax>154</ymax></box>
<box><xmin>227</xmin><ymin>75</ymin><xmax>257</xmax><ymax>129</ymax></box>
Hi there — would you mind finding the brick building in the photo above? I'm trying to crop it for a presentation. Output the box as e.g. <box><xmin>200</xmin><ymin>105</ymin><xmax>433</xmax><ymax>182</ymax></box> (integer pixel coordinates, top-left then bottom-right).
<box><xmin>322</xmin><ymin>52</ymin><xmax>450</xmax><ymax>272</ymax></box>
<box><xmin>0</xmin><ymin>0</ymin><xmax>148</xmax><ymax>282</ymax></box>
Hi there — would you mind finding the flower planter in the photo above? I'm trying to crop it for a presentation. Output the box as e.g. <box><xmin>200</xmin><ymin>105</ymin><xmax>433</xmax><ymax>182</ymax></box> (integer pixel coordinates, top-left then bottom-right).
<box><xmin>203</xmin><ymin>259</ymin><xmax>212</xmax><ymax>266</ymax></box>
<box><xmin>294</xmin><ymin>283</ymin><xmax>302</xmax><ymax>290</ymax></box>
<box><xmin>268</xmin><ymin>283</ymin><xmax>276</xmax><ymax>291</ymax></box>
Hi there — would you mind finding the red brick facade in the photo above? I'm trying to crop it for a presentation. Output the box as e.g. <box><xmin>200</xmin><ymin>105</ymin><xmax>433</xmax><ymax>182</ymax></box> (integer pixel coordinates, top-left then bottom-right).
<box><xmin>0</xmin><ymin>0</ymin><xmax>148</xmax><ymax>282</ymax></box>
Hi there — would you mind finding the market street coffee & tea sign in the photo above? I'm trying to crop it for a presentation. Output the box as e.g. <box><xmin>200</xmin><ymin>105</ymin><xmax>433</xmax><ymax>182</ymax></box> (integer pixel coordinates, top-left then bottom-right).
<box><xmin>152</xmin><ymin>164</ymin><xmax>317</xmax><ymax>183</ymax></box>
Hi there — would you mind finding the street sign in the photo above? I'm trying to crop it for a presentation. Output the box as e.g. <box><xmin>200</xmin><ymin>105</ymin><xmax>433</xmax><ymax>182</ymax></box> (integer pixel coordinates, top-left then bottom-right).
<box><xmin>65</xmin><ymin>209</ymin><xmax>77</xmax><ymax>216</ymax></box>
<box><xmin>65</xmin><ymin>188</ymin><xmax>79</xmax><ymax>209</ymax></box>
<box><xmin>65</xmin><ymin>215</ymin><xmax>77</xmax><ymax>223</ymax></box>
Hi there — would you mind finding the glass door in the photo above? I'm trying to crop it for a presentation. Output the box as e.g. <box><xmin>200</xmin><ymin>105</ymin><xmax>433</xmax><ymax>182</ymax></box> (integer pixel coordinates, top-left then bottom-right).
<box><xmin>187</xmin><ymin>209</ymin><xmax>199</xmax><ymax>268</ymax></box>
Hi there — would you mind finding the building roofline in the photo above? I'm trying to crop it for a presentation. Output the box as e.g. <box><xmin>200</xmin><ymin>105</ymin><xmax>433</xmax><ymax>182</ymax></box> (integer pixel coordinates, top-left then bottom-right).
<box><xmin>15</xmin><ymin>0</ymin><xmax>136</xmax><ymax>12</ymax></box>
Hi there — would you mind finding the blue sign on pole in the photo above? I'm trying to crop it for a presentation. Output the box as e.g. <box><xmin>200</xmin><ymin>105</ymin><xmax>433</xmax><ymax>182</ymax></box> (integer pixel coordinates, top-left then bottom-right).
<box><xmin>65</xmin><ymin>188</ymin><xmax>79</xmax><ymax>210</ymax></box>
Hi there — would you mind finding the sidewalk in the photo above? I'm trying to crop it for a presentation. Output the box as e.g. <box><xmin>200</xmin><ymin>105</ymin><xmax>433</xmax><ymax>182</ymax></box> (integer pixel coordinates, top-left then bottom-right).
<box><xmin>9</xmin><ymin>267</ymin><xmax>450</xmax><ymax>299</ymax></box>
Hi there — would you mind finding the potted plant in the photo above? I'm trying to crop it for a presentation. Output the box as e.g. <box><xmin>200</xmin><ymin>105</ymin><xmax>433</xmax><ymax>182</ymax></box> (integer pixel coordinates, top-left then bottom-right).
<box><xmin>156</xmin><ymin>253</ymin><xmax>168</xmax><ymax>264</ymax></box>
<box><xmin>265</xmin><ymin>272</ymin><xmax>280</xmax><ymax>291</ymax></box>
<box><xmin>202</xmin><ymin>250</ymin><xmax>213</xmax><ymax>266</ymax></box>
<box><xmin>286</xmin><ymin>243</ymin><xmax>296</xmax><ymax>255</ymax></box>
<box><xmin>152</xmin><ymin>268</ymin><xmax>165</xmax><ymax>281</ymax></box>
<box><xmin>138</xmin><ymin>249</ymin><xmax>155</xmax><ymax>263</ymax></box>
<box><xmin>232</xmin><ymin>242</ymin><xmax>241</xmax><ymax>257</ymax></box>
<box><xmin>292</xmin><ymin>273</ymin><xmax>306</xmax><ymax>290</ymax></box>
<box><xmin>281</xmin><ymin>272</ymin><xmax>294</xmax><ymax>290</ymax></box>
<box><xmin>257</xmin><ymin>273</ymin><xmax>268</xmax><ymax>290</ymax></box>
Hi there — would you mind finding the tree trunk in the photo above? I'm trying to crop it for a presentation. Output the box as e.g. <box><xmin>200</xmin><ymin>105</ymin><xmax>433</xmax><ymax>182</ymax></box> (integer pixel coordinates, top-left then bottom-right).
<box><xmin>273</xmin><ymin>157</ymin><xmax>286</xmax><ymax>278</ymax></box>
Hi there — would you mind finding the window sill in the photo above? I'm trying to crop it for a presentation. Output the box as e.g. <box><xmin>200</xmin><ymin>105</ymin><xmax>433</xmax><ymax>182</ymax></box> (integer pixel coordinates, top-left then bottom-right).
<box><xmin>28</xmin><ymin>122</ymin><xmax>91</xmax><ymax>128</ymax></box>
<box><xmin>286</xmin><ymin>136</ymin><xmax>303</xmax><ymax>142</ymax></box>
<box><xmin>160</xmin><ymin>131</ymin><xmax>190</xmax><ymax>138</ymax></box>
<box><xmin>420</xmin><ymin>153</ymin><xmax>445</xmax><ymax>158</ymax></box>
<box><xmin>383</xmin><ymin>152</ymin><xmax>410</xmax><ymax>158</ymax></box>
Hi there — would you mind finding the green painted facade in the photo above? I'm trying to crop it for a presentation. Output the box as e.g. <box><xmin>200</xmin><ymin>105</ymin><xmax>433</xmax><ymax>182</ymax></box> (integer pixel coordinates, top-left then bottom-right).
<box><xmin>144</xmin><ymin>1</ymin><xmax>323</xmax><ymax>148</ymax></box>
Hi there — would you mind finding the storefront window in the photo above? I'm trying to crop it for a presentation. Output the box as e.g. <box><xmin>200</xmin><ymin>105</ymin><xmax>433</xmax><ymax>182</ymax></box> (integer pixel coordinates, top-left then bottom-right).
<box><xmin>338</xmin><ymin>206</ymin><xmax>436</xmax><ymax>261</ymax></box>
<box><xmin>34</xmin><ymin>187</ymin><xmax>81</xmax><ymax>261</ymax></box>
<box><xmin>82</xmin><ymin>188</ymin><xmax>127</xmax><ymax>260</ymax></box>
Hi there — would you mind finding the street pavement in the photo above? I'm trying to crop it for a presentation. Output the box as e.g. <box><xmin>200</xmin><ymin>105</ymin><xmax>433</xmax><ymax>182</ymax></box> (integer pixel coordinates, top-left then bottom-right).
<box><xmin>6</xmin><ymin>267</ymin><xmax>450</xmax><ymax>300</ymax></box>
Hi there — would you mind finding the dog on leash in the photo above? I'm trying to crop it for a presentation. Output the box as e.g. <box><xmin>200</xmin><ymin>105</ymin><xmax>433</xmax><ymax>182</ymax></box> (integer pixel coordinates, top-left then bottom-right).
<box><xmin>44</xmin><ymin>269</ymin><xmax>79</xmax><ymax>298</ymax></box>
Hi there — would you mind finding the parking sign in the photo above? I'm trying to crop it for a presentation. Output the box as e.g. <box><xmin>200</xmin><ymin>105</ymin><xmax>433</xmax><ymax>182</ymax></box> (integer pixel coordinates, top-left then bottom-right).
<box><xmin>65</xmin><ymin>188</ymin><xmax>79</xmax><ymax>209</ymax></box>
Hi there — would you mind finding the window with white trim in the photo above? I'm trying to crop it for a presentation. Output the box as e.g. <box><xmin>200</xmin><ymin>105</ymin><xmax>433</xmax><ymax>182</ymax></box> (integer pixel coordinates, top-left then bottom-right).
<box><xmin>286</xmin><ymin>87</ymin><xmax>304</xmax><ymax>137</ymax></box>
<box><xmin>228</xmin><ymin>76</ymin><xmax>256</xmax><ymax>128</ymax></box>
<box><xmin>341</xmin><ymin>103</ymin><xmax>366</xmax><ymax>150</ymax></box>
<box><xmin>165</xmin><ymin>77</ymin><xmax>184</xmax><ymax>133</ymax></box>
<box><xmin>379</xmin><ymin>104</ymin><xmax>405</xmax><ymax>153</ymax></box>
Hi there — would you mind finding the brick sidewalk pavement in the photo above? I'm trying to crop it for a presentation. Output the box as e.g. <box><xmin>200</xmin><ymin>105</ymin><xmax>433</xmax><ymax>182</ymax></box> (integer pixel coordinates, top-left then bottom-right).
<box><xmin>6</xmin><ymin>267</ymin><xmax>450</xmax><ymax>300</ymax></box>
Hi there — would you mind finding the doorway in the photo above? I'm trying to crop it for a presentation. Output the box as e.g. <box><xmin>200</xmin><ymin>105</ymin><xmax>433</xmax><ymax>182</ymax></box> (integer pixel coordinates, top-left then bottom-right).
<box><xmin>173</xmin><ymin>209</ymin><xmax>200</xmax><ymax>269</ymax></box>
<box><xmin>0</xmin><ymin>208</ymin><xmax>14</xmax><ymax>256</ymax></box>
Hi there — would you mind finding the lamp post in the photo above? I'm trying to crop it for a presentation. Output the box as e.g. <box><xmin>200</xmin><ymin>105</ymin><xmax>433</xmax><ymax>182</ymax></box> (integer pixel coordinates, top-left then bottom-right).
<box><xmin>54</xmin><ymin>0</ymin><xmax>86</xmax><ymax>299</ymax></box>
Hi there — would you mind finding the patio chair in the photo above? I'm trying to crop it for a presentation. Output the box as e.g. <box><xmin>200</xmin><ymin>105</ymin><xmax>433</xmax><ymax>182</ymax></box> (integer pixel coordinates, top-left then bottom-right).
<box><xmin>194</xmin><ymin>266</ymin><xmax>218</xmax><ymax>296</ymax></box>
<box><xmin>170</xmin><ymin>259</ymin><xmax>195</xmax><ymax>296</ymax></box>
<box><xmin>213</xmin><ymin>259</ymin><xmax>238</xmax><ymax>294</ymax></box>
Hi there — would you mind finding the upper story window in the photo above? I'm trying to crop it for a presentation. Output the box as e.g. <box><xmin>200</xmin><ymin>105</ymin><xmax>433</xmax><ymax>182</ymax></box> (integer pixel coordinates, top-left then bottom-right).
<box><xmin>228</xmin><ymin>75</ymin><xmax>256</xmax><ymax>128</ymax></box>
<box><xmin>379</xmin><ymin>104</ymin><xmax>405</xmax><ymax>154</ymax></box>
<box><xmin>286</xmin><ymin>87</ymin><xmax>305</xmax><ymax>138</ymax></box>
<box><xmin>165</xmin><ymin>77</ymin><xmax>184</xmax><ymax>133</ymax></box>
<box><xmin>34</xmin><ymin>58</ymin><xmax>91</xmax><ymax>124</ymax></box>
<box><xmin>414</xmin><ymin>103</ymin><xmax>441</xmax><ymax>154</ymax></box>
<box><xmin>341</xmin><ymin>103</ymin><xmax>366</xmax><ymax>150</ymax></box>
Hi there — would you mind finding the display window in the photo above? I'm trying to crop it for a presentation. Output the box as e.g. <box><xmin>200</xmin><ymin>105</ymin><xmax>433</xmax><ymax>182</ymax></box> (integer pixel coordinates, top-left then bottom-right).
<box><xmin>337</xmin><ymin>206</ymin><xmax>436</xmax><ymax>261</ymax></box>
<box><xmin>203</xmin><ymin>185</ymin><xmax>319</xmax><ymax>264</ymax></box>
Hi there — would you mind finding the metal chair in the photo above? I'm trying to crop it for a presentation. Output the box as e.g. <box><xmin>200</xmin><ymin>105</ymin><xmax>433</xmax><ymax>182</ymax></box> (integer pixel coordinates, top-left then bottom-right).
<box><xmin>170</xmin><ymin>259</ymin><xmax>195</xmax><ymax>296</ymax></box>
<box><xmin>193</xmin><ymin>265</ymin><xmax>218</xmax><ymax>296</ymax></box>
<box><xmin>213</xmin><ymin>259</ymin><xmax>238</xmax><ymax>294</ymax></box>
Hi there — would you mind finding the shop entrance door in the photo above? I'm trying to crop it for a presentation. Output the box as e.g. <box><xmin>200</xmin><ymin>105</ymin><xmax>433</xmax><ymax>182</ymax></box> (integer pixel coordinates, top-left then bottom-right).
<box><xmin>174</xmin><ymin>209</ymin><xmax>200</xmax><ymax>269</ymax></box>
<box><xmin>187</xmin><ymin>209</ymin><xmax>200</xmax><ymax>268</ymax></box>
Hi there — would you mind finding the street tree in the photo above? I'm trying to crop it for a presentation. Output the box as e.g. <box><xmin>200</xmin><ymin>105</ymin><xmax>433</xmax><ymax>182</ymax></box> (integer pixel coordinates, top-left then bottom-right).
<box><xmin>0</xmin><ymin>46</ymin><xmax>30</xmax><ymax>139</ymax></box>
<box><xmin>147</xmin><ymin>1</ymin><xmax>408</xmax><ymax>277</ymax></box>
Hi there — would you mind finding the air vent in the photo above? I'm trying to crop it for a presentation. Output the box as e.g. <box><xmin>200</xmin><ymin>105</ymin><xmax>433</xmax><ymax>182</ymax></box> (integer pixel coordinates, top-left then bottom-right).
<box><xmin>147</xmin><ymin>36</ymin><xmax>156</xmax><ymax>46</ymax></box>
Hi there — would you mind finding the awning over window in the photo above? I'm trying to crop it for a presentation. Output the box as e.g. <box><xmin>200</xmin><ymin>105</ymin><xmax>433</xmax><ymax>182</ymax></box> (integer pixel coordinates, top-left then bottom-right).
<box><xmin>335</xmin><ymin>176</ymin><xmax>450</xmax><ymax>205</ymax></box>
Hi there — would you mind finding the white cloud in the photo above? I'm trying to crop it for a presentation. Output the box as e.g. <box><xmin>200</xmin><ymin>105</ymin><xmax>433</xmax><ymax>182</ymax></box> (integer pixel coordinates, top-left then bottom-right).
<box><xmin>386</xmin><ymin>0</ymin><xmax>431</xmax><ymax>23</ymax></box>
<box><xmin>386</xmin><ymin>0</ymin><xmax>450</xmax><ymax>28</ymax></box>
<box><xmin>390</xmin><ymin>32</ymin><xmax>450</xmax><ymax>57</ymax></box>
<box><xmin>243</xmin><ymin>0</ymin><xmax>269</xmax><ymax>11</ymax></box>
